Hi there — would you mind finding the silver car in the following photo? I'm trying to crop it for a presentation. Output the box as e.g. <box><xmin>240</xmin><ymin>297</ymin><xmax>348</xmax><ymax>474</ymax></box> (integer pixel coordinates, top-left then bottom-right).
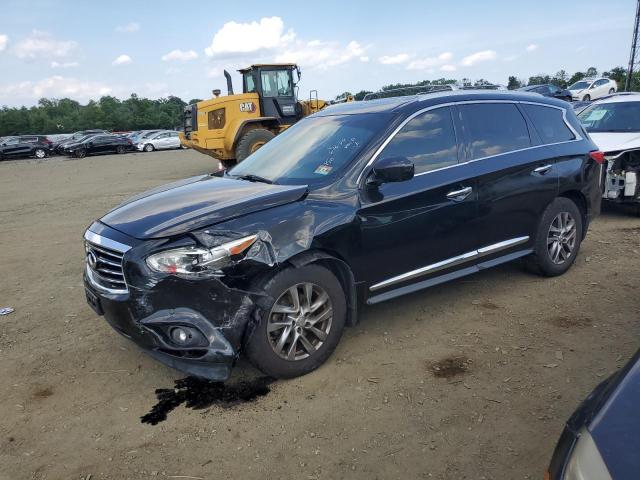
<box><xmin>136</xmin><ymin>131</ymin><xmax>182</xmax><ymax>152</ymax></box>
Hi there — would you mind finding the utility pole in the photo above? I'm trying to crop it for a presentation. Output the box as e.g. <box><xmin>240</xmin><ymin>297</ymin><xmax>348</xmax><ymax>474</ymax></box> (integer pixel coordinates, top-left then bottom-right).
<box><xmin>626</xmin><ymin>0</ymin><xmax>640</xmax><ymax>91</ymax></box>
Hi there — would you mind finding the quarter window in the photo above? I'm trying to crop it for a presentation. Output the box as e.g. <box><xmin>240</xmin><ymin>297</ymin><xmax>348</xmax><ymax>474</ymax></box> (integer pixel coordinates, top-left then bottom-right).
<box><xmin>459</xmin><ymin>103</ymin><xmax>531</xmax><ymax>160</ymax></box>
<box><xmin>380</xmin><ymin>107</ymin><xmax>458</xmax><ymax>174</ymax></box>
<box><xmin>522</xmin><ymin>104</ymin><xmax>575</xmax><ymax>144</ymax></box>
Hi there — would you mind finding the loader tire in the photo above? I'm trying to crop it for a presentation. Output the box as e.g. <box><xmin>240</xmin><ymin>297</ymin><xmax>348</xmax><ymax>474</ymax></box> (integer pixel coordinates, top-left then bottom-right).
<box><xmin>235</xmin><ymin>129</ymin><xmax>275</xmax><ymax>162</ymax></box>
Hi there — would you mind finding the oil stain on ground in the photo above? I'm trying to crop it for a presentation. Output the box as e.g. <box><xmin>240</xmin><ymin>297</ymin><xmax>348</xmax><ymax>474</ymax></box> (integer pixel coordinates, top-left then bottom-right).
<box><xmin>430</xmin><ymin>356</ymin><xmax>471</xmax><ymax>378</ymax></box>
<box><xmin>141</xmin><ymin>376</ymin><xmax>274</xmax><ymax>425</ymax></box>
<box><xmin>549</xmin><ymin>315</ymin><xmax>592</xmax><ymax>328</ymax></box>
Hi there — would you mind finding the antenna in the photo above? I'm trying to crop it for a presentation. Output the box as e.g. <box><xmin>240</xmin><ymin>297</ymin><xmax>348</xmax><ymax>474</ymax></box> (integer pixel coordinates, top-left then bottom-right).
<box><xmin>625</xmin><ymin>0</ymin><xmax>640</xmax><ymax>91</ymax></box>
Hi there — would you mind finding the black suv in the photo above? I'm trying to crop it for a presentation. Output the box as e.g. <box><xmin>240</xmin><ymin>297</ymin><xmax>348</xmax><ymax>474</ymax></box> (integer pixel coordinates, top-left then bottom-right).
<box><xmin>83</xmin><ymin>91</ymin><xmax>602</xmax><ymax>381</ymax></box>
<box><xmin>0</xmin><ymin>135</ymin><xmax>52</xmax><ymax>160</ymax></box>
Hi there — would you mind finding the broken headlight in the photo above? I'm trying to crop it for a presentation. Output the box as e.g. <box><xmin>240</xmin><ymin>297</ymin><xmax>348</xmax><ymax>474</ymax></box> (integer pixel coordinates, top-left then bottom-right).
<box><xmin>146</xmin><ymin>235</ymin><xmax>257</xmax><ymax>275</ymax></box>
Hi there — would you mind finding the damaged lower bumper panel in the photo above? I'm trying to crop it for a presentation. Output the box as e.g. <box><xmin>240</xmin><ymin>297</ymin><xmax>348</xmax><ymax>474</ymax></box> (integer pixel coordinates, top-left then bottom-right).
<box><xmin>603</xmin><ymin>150</ymin><xmax>640</xmax><ymax>204</ymax></box>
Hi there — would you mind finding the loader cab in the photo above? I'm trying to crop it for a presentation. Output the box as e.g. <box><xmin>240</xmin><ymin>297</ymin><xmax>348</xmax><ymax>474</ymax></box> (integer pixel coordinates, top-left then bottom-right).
<box><xmin>239</xmin><ymin>64</ymin><xmax>301</xmax><ymax>124</ymax></box>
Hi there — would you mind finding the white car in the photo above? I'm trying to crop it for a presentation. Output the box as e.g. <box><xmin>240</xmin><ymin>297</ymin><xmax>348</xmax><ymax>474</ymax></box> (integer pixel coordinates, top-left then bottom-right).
<box><xmin>568</xmin><ymin>77</ymin><xmax>618</xmax><ymax>102</ymax></box>
<box><xmin>136</xmin><ymin>131</ymin><xmax>182</xmax><ymax>152</ymax></box>
<box><xmin>577</xmin><ymin>93</ymin><xmax>640</xmax><ymax>213</ymax></box>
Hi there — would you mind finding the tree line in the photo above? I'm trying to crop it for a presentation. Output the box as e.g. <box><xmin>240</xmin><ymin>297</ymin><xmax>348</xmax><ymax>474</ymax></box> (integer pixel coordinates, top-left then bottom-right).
<box><xmin>1</xmin><ymin>64</ymin><xmax>638</xmax><ymax>136</ymax></box>
<box><xmin>0</xmin><ymin>95</ymin><xmax>203</xmax><ymax>136</ymax></box>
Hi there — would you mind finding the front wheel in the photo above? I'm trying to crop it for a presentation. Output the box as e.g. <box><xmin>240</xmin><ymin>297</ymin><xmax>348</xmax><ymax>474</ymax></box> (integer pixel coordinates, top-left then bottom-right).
<box><xmin>34</xmin><ymin>148</ymin><xmax>47</xmax><ymax>159</ymax></box>
<box><xmin>116</xmin><ymin>145</ymin><xmax>126</xmax><ymax>154</ymax></box>
<box><xmin>608</xmin><ymin>88</ymin><xmax>615</xmax><ymax>94</ymax></box>
<box><xmin>143</xmin><ymin>143</ymin><xmax>154</xmax><ymax>152</ymax></box>
<box><xmin>75</xmin><ymin>149</ymin><xmax>87</xmax><ymax>159</ymax></box>
<box><xmin>245</xmin><ymin>264</ymin><xmax>346</xmax><ymax>379</ymax></box>
<box><xmin>582</xmin><ymin>94</ymin><xmax>591</xmax><ymax>101</ymax></box>
<box><xmin>525</xmin><ymin>197</ymin><xmax>583</xmax><ymax>277</ymax></box>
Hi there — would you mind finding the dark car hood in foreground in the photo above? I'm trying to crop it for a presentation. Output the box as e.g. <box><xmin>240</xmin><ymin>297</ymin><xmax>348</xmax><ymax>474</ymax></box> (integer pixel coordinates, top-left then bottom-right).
<box><xmin>100</xmin><ymin>175</ymin><xmax>308</xmax><ymax>239</ymax></box>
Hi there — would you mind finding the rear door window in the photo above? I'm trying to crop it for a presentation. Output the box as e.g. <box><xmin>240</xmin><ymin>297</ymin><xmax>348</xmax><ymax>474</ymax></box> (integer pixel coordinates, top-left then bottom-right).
<box><xmin>459</xmin><ymin>103</ymin><xmax>531</xmax><ymax>160</ymax></box>
<box><xmin>380</xmin><ymin>106</ymin><xmax>458</xmax><ymax>174</ymax></box>
<box><xmin>522</xmin><ymin>104</ymin><xmax>575</xmax><ymax>144</ymax></box>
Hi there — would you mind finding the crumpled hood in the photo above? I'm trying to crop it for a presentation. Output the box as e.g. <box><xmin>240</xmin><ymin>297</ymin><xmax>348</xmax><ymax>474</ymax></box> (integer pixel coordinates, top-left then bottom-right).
<box><xmin>101</xmin><ymin>174</ymin><xmax>308</xmax><ymax>239</ymax></box>
<box><xmin>589</xmin><ymin>132</ymin><xmax>640</xmax><ymax>154</ymax></box>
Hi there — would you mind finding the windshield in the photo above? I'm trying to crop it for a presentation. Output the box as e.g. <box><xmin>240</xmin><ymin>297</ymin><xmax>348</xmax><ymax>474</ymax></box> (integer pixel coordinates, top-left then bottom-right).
<box><xmin>229</xmin><ymin>114</ymin><xmax>391</xmax><ymax>186</ymax></box>
<box><xmin>577</xmin><ymin>102</ymin><xmax>640</xmax><ymax>132</ymax></box>
<box><xmin>569</xmin><ymin>81</ymin><xmax>590</xmax><ymax>90</ymax></box>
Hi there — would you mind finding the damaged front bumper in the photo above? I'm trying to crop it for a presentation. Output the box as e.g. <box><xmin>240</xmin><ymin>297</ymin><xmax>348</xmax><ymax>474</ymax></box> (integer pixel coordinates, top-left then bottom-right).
<box><xmin>602</xmin><ymin>149</ymin><xmax>640</xmax><ymax>204</ymax></box>
<box><xmin>83</xmin><ymin>223</ymin><xmax>273</xmax><ymax>381</ymax></box>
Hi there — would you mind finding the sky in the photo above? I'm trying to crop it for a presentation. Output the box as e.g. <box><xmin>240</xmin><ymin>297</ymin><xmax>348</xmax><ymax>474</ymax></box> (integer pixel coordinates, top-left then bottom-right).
<box><xmin>0</xmin><ymin>0</ymin><xmax>636</xmax><ymax>107</ymax></box>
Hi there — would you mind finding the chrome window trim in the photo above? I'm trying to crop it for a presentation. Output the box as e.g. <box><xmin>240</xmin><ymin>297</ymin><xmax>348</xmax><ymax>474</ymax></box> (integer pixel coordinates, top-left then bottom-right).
<box><xmin>357</xmin><ymin>100</ymin><xmax>582</xmax><ymax>185</ymax></box>
<box><xmin>370</xmin><ymin>235</ymin><xmax>529</xmax><ymax>291</ymax></box>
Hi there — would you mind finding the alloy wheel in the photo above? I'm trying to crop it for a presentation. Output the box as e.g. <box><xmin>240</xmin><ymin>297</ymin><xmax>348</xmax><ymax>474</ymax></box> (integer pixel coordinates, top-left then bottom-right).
<box><xmin>34</xmin><ymin>149</ymin><xmax>46</xmax><ymax>159</ymax></box>
<box><xmin>547</xmin><ymin>211</ymin><xmax>577</xmax><ymax>265</ymax></box>
<box><xmin>267</xmin><ymin>283</ymin><xmax>333</xmax><ymax>361</ymax></box>
<box><xmin>144</xmin><ymin>144</ymin><xmax>154</xmax><ymax>152</ymax></box>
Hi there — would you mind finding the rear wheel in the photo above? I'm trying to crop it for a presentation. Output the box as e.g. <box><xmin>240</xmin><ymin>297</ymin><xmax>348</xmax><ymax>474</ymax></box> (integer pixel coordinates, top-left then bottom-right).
<box><xmin>582</xmin><ymin>94</ymin><xmax>591</xmax><ymax>101</ymax></box>
<box><xmin>235</xmin><ymin>128</ymin><xmax>275</xmax><ymax>162</ymax></box>
<box><xmin>143</xmin><ymin>143</ymin><xmax>154</xmax><ymax>152</ymax></box>
<box><xmin>75</xmin><ymin>149</ymin><xmax>86</xmax><ymax>159</ymax></box>
<box><xmin>245</xmin><ymin>264</ymin><xmax>346</xmax><ymax>379</ymax></box>
<box><xmin>608</xmin><ymin>88</ymin><xmax>615</xmax><ymax>94</ymax></box>
<box><xmin>525</xmin><ymin>197</ymin><xmax>583</xmax><ymax>277</ymax></box>
<box><xmin>116</xmin><ymin>145</ymin><xmax>126</xmax><ymax>154</ymax></box>
<box><xmin>34</xmin><ymin>148</ymin><xmax>47</xmax><ymax>159</ymax></box>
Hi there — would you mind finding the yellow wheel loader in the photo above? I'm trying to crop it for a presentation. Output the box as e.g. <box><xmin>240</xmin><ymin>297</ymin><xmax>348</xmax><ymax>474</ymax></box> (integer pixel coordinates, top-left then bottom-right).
<box><xmin>179</xmin><ymin>64</ymin><xmax>351</xmax><ymax>167</ymax></box>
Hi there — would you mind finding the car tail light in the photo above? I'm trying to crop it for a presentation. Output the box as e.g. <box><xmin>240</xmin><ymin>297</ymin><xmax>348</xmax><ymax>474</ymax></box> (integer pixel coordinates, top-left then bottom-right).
<box><xmin>589</xmin><ymin>150</ymin><xmax>605</xmax><ymax>164</ymax></box>
<box><xmin>43</xmin><ymin>138</ymin><xmax>53</xmax><ymax>145</ymax></box>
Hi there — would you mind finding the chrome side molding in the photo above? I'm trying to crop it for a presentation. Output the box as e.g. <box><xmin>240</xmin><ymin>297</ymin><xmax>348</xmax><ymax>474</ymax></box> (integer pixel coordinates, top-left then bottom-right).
<box><xmin>370</xmin><ymin>236</ymin><xmax>529</xmax><ymax>291</ymax></box>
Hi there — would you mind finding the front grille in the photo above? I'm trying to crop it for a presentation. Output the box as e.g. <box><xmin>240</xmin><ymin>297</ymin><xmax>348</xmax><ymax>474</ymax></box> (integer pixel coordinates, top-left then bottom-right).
<box><xmin>84</xmin><ymin>231</ymin><xmax>131</xmax><ymax>294</ymax></box>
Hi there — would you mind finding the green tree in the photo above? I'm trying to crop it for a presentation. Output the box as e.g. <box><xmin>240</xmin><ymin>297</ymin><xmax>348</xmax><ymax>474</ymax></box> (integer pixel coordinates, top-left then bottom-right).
<box><xmin>507</xmin><ymin>76</ymin><xmax>522</xmax><ymax>90</ymax></box>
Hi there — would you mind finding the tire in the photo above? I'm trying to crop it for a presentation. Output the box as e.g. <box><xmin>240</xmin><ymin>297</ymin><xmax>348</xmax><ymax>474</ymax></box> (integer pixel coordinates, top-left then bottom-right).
<box><xmin>235</xmin><ymin>128</ymin><xmax>275</xmax><ymax>162</ymax></box>
<box><xmin>143</xmin><ymin>143</ymin><xmax>154</xmax><ymax>152</ymax></box>
<box><xmin>524</xmin><ymin>197</ymin><xmax>583</xmax><ymax>277</ymax></box>
<box><xmin>245</xmin><ymin>264</ymin><xmax>347</xmax><ymax>379</ymax></box>
<box><xmin>34</xmin><ymin>148</ymin><xmax>47</xmax><ymax>159</ymax></box>
<box><xmin>608</xmin><ymin>88</ymin><xmax>615</xmax><ymax>94</ymax></box>
<box><xmin>75</xmin><ymin>149</ymin><xmax>86</xmax><ymax>159</ymax></box>
<box><xmin>582</xmin><ymin>94</ymin><xmax>591</xmax><ymax>101</ymax></box>
<box><xmin>116</xmin><ymin>145</ymin><xmax>126</xmax><ymax>154</ymax></box>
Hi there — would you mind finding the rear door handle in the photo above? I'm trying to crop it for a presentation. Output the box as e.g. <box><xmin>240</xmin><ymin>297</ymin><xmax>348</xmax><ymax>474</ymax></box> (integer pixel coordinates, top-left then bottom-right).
<box><xmin>533</xmin><ymin>164</ymin><xmax>552</xmax><ymax>174</ymax></box>
<box><xmin>446</xmin><ymin>186</ymin><xmax>472</xmax><ymax>201</ymax></box>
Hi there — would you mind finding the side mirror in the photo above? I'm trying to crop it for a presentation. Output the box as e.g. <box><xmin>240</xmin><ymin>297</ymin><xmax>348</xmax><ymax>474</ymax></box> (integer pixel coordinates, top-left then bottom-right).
<box><xmin>368</xmin><ymin>156</ymin><xmax>414</xmax><ymax>186</ymax></box>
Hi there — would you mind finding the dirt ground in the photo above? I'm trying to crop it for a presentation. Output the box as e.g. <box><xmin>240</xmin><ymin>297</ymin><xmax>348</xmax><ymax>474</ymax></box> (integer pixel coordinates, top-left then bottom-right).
<box><xmin>0</xmin><ymin>150</ymin><xmax>638</xmax><ymax>480</ymax></box>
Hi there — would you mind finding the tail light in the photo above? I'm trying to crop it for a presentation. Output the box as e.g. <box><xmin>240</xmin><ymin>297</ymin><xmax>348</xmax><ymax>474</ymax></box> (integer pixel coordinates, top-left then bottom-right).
<box><xmin>43</xmin><ymin>138</ymin><xmax>53</xmax><ymax>145</ymax></box>
<box><xmin>589</xmin><ymin>150</ymin><xmax>605</xmax><ymax>164</ymax></box>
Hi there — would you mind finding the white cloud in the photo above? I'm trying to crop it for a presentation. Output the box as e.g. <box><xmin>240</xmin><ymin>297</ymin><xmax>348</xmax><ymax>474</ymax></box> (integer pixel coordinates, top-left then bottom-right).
<box><xmin>0</xmin><ymin>76</ymin><xmax>112</xmax><ymax>103</ymax></box>
<box><xmin>112</xmin><ymin>54</ymin><xmax>132</xmax><ymax>66</ymax></box>
<box><xmin>460</xmin><ymin>50</ymin><xmax>497</xmax><ymax>67</ymax></box>
<box><xmin>275</xmin><ymin>39</ymin><xmax>369</xmax><ymax>69</ymax></box>
<box><xmin>207</xmin><ymin>68</ymin><xmax>221</xmax><ymax>78</ymax></box>
<box><xmin>526</xmin><ymin>44</ymin><xmax>538</xmax><ymax>52</ymax></box>
<box><xmin>116</xmin><ymin>22</ymin><xmax>140</xmax><ymax>33</ymax></box>
<box><xmin>379</xmin><ymin>53</ymin><xmax>411</xmax><ymax>65</ymax></box>
<box><xmin>205</xmin><ymin>16</ymin><xmax>295</xmax><ymax>56</ymax></box>
<box><xmin>161</xmin><ymin>49</ymin><xmax>198</xmax><ymax>62</ymax></box>
<box><xmin>440</xmin><ymin>64</ymin><xmax>457</xmax><ymax>72</ymax></box>
<box><xmin>14</xmin><ymin>31</ymin><xmax>77</xmax><ymax>59</ymax></box>
<box><xmin>407</xmin><ymin>52</ymin><xmax>453</xmax><ymax>70</ymax></box>
<box><xmin>0</xmin><ymin>34</ymin><xmax>7</xmax><ymax>51</ymax></box>
<box><xmin>51</xmin><ymin>61</ymin><xmax>79</xmax><ymax>68</ymax></box>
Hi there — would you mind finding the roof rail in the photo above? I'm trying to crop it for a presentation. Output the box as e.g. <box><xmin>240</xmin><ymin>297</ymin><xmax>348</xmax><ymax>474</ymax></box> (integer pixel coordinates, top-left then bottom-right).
<box><xmin>363</xmin><ymin>84</ymin><xmax>454</xmax><ymax>101</ymax></box>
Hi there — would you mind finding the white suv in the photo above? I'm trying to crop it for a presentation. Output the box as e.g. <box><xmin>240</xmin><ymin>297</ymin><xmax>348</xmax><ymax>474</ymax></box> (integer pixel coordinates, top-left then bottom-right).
<box><xmin>568</xmin><ymin>77</ymin><xmax>618</xmax><ymax>101</ymax></box>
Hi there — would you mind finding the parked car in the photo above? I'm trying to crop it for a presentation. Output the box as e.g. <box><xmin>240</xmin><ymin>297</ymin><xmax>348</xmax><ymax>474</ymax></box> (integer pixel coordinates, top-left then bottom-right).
<box><xmin>546</xmin><ymin>350</ymin><xmax>640</xmax><ymax>480</ymax></box>
<box><xmin>136</xmin><ymin>130</ymin><xmax>181</xmax><ymax>152</ymax></box>
<box><xmin>55</xmin><ymin>129</ymin><xmax>108</xmax><ymax>153</ymax></box>
<box><xmin>577</xmin><ymin>93</ymin><xmax>640</xmax><ymax>214</ymax></box>
<box><xmin>568</xmin><ymin>78</ymin><xmax>617</xmax><ymax>102</ymax></box>
<box><xmin>83</xmin><ymin>91</ymin><xmax>602</xmax><ymax>381</ymax></box>
<box><xmin>518</xmin><ymin>84</ymin><xmax>572</xmax><ymax>102</ymax></box>
<box><xmin>0</xmin><ymin>135</ymin><xmax>52</xmax><ymax>160</ymax></box>
<box><xmin>63</xmin><ymin>134</ymin><xmax>132</xmax><ymax>158</ymax></box>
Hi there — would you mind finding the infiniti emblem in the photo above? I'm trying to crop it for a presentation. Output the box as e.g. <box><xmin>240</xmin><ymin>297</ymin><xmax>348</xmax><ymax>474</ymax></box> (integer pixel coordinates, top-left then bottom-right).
<box><xmin>87</xmin><ymin>250</ymin><xmax>98</xmax><ymax>269</ymax></box>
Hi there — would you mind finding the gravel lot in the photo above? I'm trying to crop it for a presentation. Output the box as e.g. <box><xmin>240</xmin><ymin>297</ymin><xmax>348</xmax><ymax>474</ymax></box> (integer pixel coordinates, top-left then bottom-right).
<box><xmin>0</xmin><ymin>149</ymin><xmax>638</xmax><ymax>480</ymax></box>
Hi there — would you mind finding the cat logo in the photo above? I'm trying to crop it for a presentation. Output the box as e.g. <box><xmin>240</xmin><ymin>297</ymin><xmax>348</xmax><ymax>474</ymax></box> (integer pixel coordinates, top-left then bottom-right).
<box><xmin>239</xmin><ymin>102</ymin><xmax>257</xmax><ymax>113</ymax></box>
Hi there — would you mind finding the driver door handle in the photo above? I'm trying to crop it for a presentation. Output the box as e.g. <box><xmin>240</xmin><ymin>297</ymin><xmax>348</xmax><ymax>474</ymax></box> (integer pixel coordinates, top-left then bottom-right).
<box><xmin>446</xmin><ymin>186</ymin><xmax>472</xmax><ymax>201</ymax></box>
<box><xmin>533</xmin><ymin>164</ymin><xmax>552</xmax><ymax>174</ymax></box>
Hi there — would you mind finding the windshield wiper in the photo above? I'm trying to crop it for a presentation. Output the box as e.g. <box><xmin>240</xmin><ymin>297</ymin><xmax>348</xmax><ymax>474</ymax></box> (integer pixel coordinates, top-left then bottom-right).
<box><xmin>231</xmin><ymin>173</ymin><xmax>274</xmax><ymax>184</ymax></box>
